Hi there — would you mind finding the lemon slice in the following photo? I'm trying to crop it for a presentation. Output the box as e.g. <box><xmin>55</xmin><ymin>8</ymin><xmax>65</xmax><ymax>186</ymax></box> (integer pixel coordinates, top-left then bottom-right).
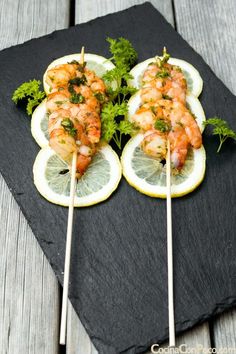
<box><xmin>43</xmin><ymin>53</ymin><xmax>115</xmax><ymax>95</ymax></box>
<box><xmin>121</xmin><ymin>134</ymin><xmax>206</xmax><ymax>198</ymax></box>
<box><xmin>127</xmin><ymin>90</ymin><xmax>206</xmax><ymax>132</ymax></box>
<box><xmin>128</xmin><ymin>57</ymin><xmax>203</xmax><ymax>97</ymax></box>
<box><xmin>31</xmin><ymin>99</ymin><xmax>49</xmax><ymax>148</ymax></box>
<box><xmin>33</xmin><ymin>145</ymin><xmax>122</xmax><ymax>207</ymax></box>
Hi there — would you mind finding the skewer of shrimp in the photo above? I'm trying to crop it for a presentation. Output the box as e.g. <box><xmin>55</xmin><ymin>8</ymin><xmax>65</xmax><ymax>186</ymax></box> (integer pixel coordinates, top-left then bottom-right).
<box><xmin>59</xmin><ymin>47</ymin><xmax>85</xmax><ymax>346</ymax></box>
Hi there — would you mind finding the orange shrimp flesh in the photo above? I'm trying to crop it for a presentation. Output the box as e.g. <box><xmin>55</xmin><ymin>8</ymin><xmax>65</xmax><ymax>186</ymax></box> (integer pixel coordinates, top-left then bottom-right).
<box><xmin>45</xmin><ymin>61</ymin><xmax>107</xmax><ymax>176</ymax></box>
<box><xmin>132</xmin><ymin>52</ymin><xmax>202</xmax><ymax>170</ymax></box>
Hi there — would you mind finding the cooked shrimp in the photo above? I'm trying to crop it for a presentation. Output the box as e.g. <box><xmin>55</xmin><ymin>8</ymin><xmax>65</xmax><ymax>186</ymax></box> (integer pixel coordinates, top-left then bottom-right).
<box><xmin>168</xmin><ymin>128</ymin><xmax>189</xmax><ymax>169</ymax></box>
<box><xmin>45</xmin><ymin>60</ymin><xmax>108</xmax><ymax>175</ymax></box>
<box><xmin>141</xmin><ymin>84</ymin><xmax>163</xmax><ymax>103</ymax></box>
<box><xmin>142</xmin><ymin>62</ymin><xmax>187</xmax><ymax>104</ymax></box>
<box><xmin>83</xmin><ymin>68</ymin><xmax>106</xmax><ymax>93</ymax></box>
<box><xmin>50</xmin><ymin>128</ymin><xmax>76</xmax><ymax>163</ymax></box>
<box><xmin>73</xmin><ymin>104</ymin><xmax>101</xmax><ymax>144</ymax></box>
<box><xmin>131</xmin><ymin>106</ymin><xmax>156</xmax><ymax>131</ymax></box>
<box><xmin>72</xmin><ymin>85</ymin><xmax>100</xmax><ymax>112</ymax></box>
<box><xmin>141</xmin><ymin>130</ymin><xmax>167</xmax><ymax>159</ymax></box>
<box><xmin>46</xmin><ymin>63</ymin><xmax>78</xmax><ymax>90</ymax></box>
<box><xmin>46</xmin><ymin>89</ymin><xmax>72</xmax><ymax>113</ymax></box>
<box><xmin>169</xmin><ymin>101</ymin><xmax>202</xmax><ymax>149</ymax></box>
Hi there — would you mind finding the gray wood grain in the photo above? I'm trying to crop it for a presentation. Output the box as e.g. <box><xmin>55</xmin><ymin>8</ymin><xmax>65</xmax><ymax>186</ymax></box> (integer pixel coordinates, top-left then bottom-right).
<box><xmin>174</xmin><ymin>0</ymin><xmax>236</xmax><ymax>95</ymax></box>
<box><xmin>213</xmin><ymin>309</ymin><xmax>236</xmax><ymax>350</ymax></box>
<box><xmin>174</xmin><ymin>0</ymin><xmax>236</xmax><ymax>349</ymax></box>
<box><xmin>75</xmin><ymin>0</ymin><xmax>174</xmax><ymax>26</ymax></box>
<box><xmin>0</xmin><ymin>176</ymin><xmax>60</xmax><ymax>353</ymax></box>
<box><xmin>0</xmin><ymin>0</ymin><xmax>69</xmax><ymax>50</ymax></box>
<box><xmin>147</xmin><ymin>323</ymin><xmax>211</xmax><ymax>353</ymax></box>
<box><xmin>0</xmin><ymin>0</ymin><xmax>70</xmax><ymax>353</ymax></box>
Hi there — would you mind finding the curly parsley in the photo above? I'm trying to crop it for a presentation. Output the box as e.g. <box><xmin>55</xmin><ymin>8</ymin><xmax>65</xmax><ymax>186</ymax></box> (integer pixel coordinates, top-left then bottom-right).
<box><xmin>101</xmin><ymin>37</ymin><xmax>138</xmax><ymax>148</ymax></box>
<box><xmin>107</xmin><ymin>37</ymin><xmax>137</xmax><ymax>70</ymax></box>
<box><xmin>12</xmin><ymin>79</ymin><xmax>46</xmax><ymax>115</ymax></box>
<box><xmin>203</xmin><ymin>117</ymin><xmax>236</xmax><ymax>152</ymax></box>
<box><xmin>101</xmin><ymin>101</ymin><xmax>136</xmax><ymax>149</ymax></box>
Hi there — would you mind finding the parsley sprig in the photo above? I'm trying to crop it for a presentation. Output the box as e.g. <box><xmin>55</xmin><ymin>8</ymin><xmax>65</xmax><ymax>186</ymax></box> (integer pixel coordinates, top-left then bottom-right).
<box><xmin>106</xmin><ymin>37</ymin><xmax>137</xmax><ymax>70</ymax></box>
<box><xmin>101</xmin><ymin>37</ymin><xmax>138</xmax><ymax>148</ymax></box>
<box><xmin>12</xmin><ymin>79</ymin><xmax>46</xmax><ymax>115</ymax></box>
<box><xmin>203</xmin><ymin>117</ymin><xmax>236</xmax><ymax>152</ymax></box>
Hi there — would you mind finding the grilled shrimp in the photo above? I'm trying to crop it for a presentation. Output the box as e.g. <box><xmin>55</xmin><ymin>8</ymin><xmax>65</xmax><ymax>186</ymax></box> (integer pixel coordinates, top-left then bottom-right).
<box><xmin>48</xmin><ymin>109</ymin><xmax>95</xmax><ymax>175</ymax></box>
<box><xmin>46</xmin><ymin>63</ymin><xmax>78</xmax><ymax>90</ymax></box>
<box><xmin>169</xmin><ymin>101</ymin><xmax>202</xmax><ymax>149</ymax></box>
<box><xmin>45</xmin><ymin>59</ymin><xmax>109</xmax><ymax>175</ymax></box>
<box><xmin>141</xmin><ymin>130</ymin><xmax>167</xmax><ymax>159</ymax></box>
<box><xmin>46</xmin><ymin>89</ymin><xmax>72</xmax><ymax>113</ymax></box>
<box><xmin>73</xmin><ymin>104</ymin><xmax>101</xmax><ymax>144</ymax></box>
<box><xmin>142</xmin><ymin>62</ymin><xmax>187</xmax><ymax>104</ymax></box>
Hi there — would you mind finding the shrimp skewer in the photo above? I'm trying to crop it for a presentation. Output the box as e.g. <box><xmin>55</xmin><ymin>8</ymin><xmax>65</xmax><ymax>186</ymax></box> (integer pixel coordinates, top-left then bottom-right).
<box><xmin>131</xmin><ymin>49</ymin><xmax>202</xmax><ymax>170</ymax></box>
<box><xmin>59</xmin><ymin>47</ymin><xmax>83</xmax><ymax>346</ymax></box>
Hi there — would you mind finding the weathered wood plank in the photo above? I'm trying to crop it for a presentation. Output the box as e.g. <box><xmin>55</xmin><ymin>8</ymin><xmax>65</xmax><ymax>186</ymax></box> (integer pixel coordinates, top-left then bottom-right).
<box><xmin>0</xmin><ymin>176</ymin><xmax>60</xmax><ymax>353</ymax></box>
<box><xmin>147</xmin><ymin>322</ymin><xmax>211</xmax><ymax>353</ymax></box>
<box><xmin>75</xmin><ymin>0</ymin><xmax>174</xmax><ymax>27</ymax></box>
<box><xmin>0</xmin><ymin>0</ymin><xmax>70</xmax><ymax>50</ymax></box>
<box><xmin>174</xmin><ymin>0</ymin><xmax>236</xmax><ymax>95</ymax></box>
<box><xmin>175</xmin><ymin>0</ymin><xmax>236</xmax><ymax>350</ymax></box>
<box><xmin>0</xmin><ymin>1</ymin><xmax>70</xmax><ymax>353</ymax></box>
<box><xmin>212</xmin><ymin>309</ymin><xmax>236</xmax><ymax>350</ymax></box>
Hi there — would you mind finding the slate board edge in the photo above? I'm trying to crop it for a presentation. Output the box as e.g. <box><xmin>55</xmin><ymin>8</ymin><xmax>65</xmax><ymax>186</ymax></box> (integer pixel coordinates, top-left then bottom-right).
<box><xmin>73</xmin><ymin>295</ymin><xmax>236</xmax><ymax>353</ymax></box>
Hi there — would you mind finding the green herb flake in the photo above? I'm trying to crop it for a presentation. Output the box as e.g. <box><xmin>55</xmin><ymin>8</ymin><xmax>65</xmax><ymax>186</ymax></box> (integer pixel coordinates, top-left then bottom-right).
<box><xmin>61</xmin><ymin>118</ymin><xmax>77</xmax><ymax>137</ymax></box>
<box><xmin>154</xmin><ymin>119</ymin><xmax>171</xmax><ymax>133</ymax></box>
<box><xmin>162</xmin><ymin>94</ymin><xmax>172</xmax><ymax>100</ymax></box>
<box><xmin>94</xmin><ymin>92</ymin><xmax>106</xmax><ymax>102</ymax></box>
<box><xmin>156</xmin><ymin>70</ymin><xmax>170</xmax><ymax>79</ymax></box>
<box><xmin>69</xmin><ymin>75</ymin><xmax>87</xmax><ymax>86</ymax></box>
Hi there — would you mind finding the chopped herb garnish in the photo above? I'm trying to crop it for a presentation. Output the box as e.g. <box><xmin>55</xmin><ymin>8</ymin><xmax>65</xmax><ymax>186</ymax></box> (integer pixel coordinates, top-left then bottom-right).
<box><xmin>203</xmin><ymin>117</ymin><xmax>236</xmax><ymax>152</ymax></box>
<box><xmin>70</xmin><ymin>93</ymin><xmax>85</xmax><ymax>104</ymax></box>
<box><xmin>150</xmin><ymin>106</ymin><xmax>157</xmax><ymax>114</ymax></box>
<box><xmin>94</xmin><ymin>92</ymin><xmax>106</xmax><ymax>102</ymax></box>
<box><xmin>68</xmin><ymin>60</ymin><xmax>79</xmax><ymax>65</ymax></box>
<box><xmin>162</xmin><ymin>94</ymin><xmax>172</xmax><ymax>100</ymax></box>
<box><xmin>156</xmin><ymin>69</ymin><xmax>170</xmax><ymax>78</ymax></box>
<box><xmin>155</xmin><ymin>47</ymin><xmax>171</xmax><ymax>68</ymax></box>
<box><xmin>55</xmin><ymin>100</ymin><xmax>66</xmax><ymax>105</ymax></box>
<box><xmin>155</xmin><ymin>119</ymin><xmax>171</xmax><ymax>133</ymax></box>
<box><xmin>61</xmin><ymin>118</ymin><xmax>77</xmax><ymax>137</ymax></box>
<box><xmin>69</xmin><ymin>75</ymin><xmax>87</xmax><ymax>86</ymax></box>
<box><xmin>68</xmin><ymin>83</ymin><xmax>85</xmax><ymax>104</ymax></box>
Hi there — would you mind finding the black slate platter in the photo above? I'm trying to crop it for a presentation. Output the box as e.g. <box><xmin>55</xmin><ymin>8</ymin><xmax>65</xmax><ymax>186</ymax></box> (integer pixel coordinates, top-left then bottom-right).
<box><xmin>0</xmin><ymin>3</ymin><xmax>236</xmax><ymax>353</ymax></box>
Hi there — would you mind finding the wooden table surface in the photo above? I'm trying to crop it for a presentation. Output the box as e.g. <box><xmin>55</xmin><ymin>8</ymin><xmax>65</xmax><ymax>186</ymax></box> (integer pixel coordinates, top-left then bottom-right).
<box><xmin>0</xmin><ymin>0</ymin><xmax>236</xmax><ymax>353</ymax></box>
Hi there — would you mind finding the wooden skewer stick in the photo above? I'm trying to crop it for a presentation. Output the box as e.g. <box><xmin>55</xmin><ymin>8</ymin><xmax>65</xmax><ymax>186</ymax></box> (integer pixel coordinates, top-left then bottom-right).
<box><xmin>166</xmin><ymin>139</ymin><xmax>175</xmax><ymax>348</ymax></box>
<box><xmin>59</xmin><ymin>46</ymin><xmax>85</xmax><ymax>345</ymax></box>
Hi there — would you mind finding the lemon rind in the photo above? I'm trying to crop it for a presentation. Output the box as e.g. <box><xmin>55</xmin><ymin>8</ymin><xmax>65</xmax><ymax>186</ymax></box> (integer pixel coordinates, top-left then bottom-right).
<box><xmin>31</xmin><ymin>99</ymin><xmax>48</xmax><ymax>148</ymax></box>
<box><xmin>121</xmin><ymin>134</ymin><xmax>206</xmax><ymax>199</ymax></box>
<box><xmin>33</xmin><ymin>145</ymin><xmax>122</xmax><ymax>207</ymax></box>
